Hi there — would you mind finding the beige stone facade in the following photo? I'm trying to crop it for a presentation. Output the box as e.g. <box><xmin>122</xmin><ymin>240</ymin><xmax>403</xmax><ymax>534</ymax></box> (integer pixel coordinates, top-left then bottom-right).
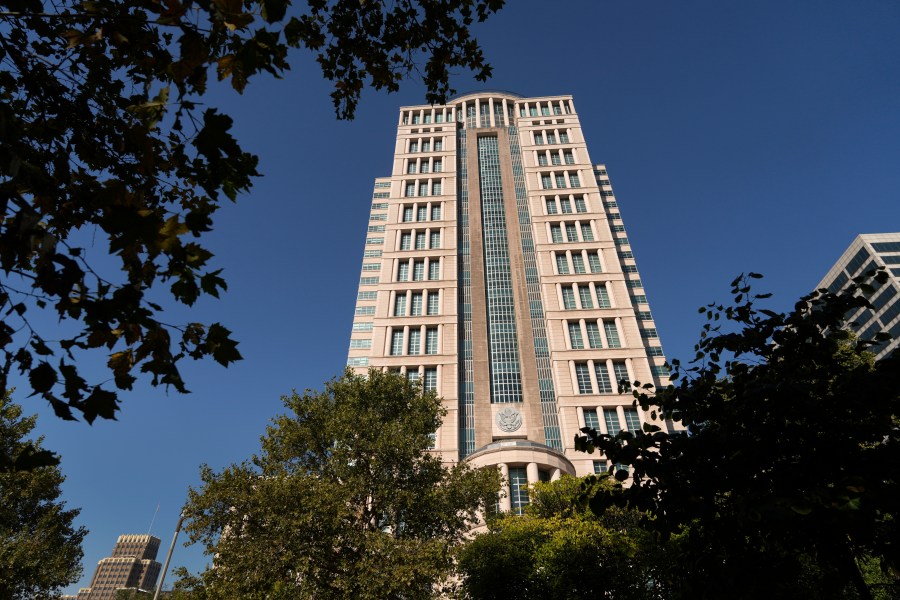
<box><xmin>347</xmin><ymin>92</ymin><xmax>673</xmax><ymax>512</ymax></box>
<box><xmin>64</xmin><ymin>534</ymin><xmax>162</xmax><ymax>599</ymax></box>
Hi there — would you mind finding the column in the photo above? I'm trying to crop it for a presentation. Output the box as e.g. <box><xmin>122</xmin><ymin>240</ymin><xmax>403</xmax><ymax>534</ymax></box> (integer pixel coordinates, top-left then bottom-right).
<box><xmin>526</xmin><ymin>462</ymin><xmax>539</xmax><ymax>484</ymax></box>
<box><xmin>498</xmin><ymin>463</ymin><xmax>511</xmax><ymax>512</ymax></box>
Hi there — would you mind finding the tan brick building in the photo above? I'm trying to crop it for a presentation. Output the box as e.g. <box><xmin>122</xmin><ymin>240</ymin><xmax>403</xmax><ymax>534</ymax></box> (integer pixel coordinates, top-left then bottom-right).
<box><xmin>347</xmin><ymin>92</ymin><xmax>674</xmax><ymax>513</ymax></box>
<box><xmin>64</xmin><ymin>534</ymin><xmax>161</xmax><ymax>599</ymax></box>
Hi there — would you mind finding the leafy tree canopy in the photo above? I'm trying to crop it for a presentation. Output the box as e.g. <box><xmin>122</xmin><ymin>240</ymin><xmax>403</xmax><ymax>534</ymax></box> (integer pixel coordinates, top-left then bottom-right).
<box><xmin>456</xmin><ymin>476</ymin><xmax>680</xmax><ymax>600</ymax></box>
<box><xmin>183</xmin><ymin>370</ymin><xmax>500</xmax><ymax>599</ymax></box>
<box><xmin>0</xmin><ymin>391</ymin><xmax>86</xmax><ymax>598</ymax></box>
<box><xmin>576</xmin><ymin>271</ymin><xmax>900</xmax><ymax>599</ymax></box>
<box><xmin>0</xmin><ymin>0</ymin><xmax>504</xmax><ymax>422</ymax></box>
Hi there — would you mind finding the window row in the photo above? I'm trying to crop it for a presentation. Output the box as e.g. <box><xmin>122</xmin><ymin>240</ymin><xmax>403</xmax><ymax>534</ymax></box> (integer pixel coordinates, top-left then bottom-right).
<box><xmin>553</xmin><ymin>250</ymin><xmax>603</xmax><ymax>274</ymax></box>
<box><xmin>407</xmin><ymin>138</ymin><xmax>445</xmax><ymax>153</ymax></box>
<box><xmin>395</xmin><ymin>258</ymin><xmax>441</xmax><ymax>282</ymax></box>
<box><xmin>373</xmin><ymin>192</ymin><xmax>389</xmax><ymax>198</ymax></box>
<box><xmin>574</xmin><ymin>360</ymin><xmax>632</xmax><ymax>395</ymax></box>
<box><xmin>533</xmin><ymin>130</ymin><xmax>571</xmax><ymax>145</ymax></box>
<box><xmin>583</xmin><ymin>406</ymin><xmax>641</xmax><ymax>434</ymax></box>
<box><xmin>540</xmin><ymin>171</ymin><xmax>581</xmax><ymax>189</ymax></box>
<box><xmin>389</xmin><ymin>326</ymin><xmax>441</xmax><ymax>355</ymax></box>
<box><xmin>391</xmin><ymin>365</ymin><xmax>439</xmax><ymax>392</ymax></box>
<box><xmin>374</xmin><ymin>181</ymin><xmax>390</xmax><ymax>189</ymax></box>
<box><xmin>559</xmin><ymin>282</ymin><xmax>612</xmax><ymax>310</ymax></box>
<box><xmin>398</xmin><ymin>230</ymin><xmax>442</xmax><ymax>251</ymax></box>
<box><xmin>402</xmin><ymin>109</ymin><xmax>452</xmax><ymax>125</ymax></box>
<box><xmin>404</xmin><ymin>180</ymin><xmax>443</xmax><ymax>197</ymax></box>
<box><xmin>401</xmin><ymin>203</ymin><xmax>442</xmax><ymax>222</ymax></box>
<box><xmin>406</xmin><ymin>158</ymin><xmax>443</xmax><ymax>174</ymax></box>
<box><xmin>545</xmin><ymin>195</ymin><xmax>588</xmax><ymax>215</ymax></box>
<box><xmin>536</xmin><ymin>149</ymin><xmax>576</xmax><ymax>166</ymax></box>
<box><xmin>549</xmin><ymin>221</ymin><xmax>595</xmax><ymax>243</ymax></box>
<box><xmin>393</xmin><ymin>290</ymin><xmax>441</xmax><ymax>316</ymax></box>
<box><xmin>519</xmin><ymin>100</ymin><xmax>572</xmax><ymax>117</ymax></box>
<box><xmin>565</xmin><ymin>319</ymin><xmax>622</xmax><ymax>349</ymax></box>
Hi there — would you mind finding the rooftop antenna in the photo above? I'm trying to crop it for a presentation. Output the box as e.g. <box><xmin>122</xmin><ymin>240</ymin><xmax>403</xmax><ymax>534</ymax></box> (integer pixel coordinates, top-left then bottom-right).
<box><xmin>148</xmin><ymin>502</ymin><xmax>160</xmax><ymax>535</ymax></box>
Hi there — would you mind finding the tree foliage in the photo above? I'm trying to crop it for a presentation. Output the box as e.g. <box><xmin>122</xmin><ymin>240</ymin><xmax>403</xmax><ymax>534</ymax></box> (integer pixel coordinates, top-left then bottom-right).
<box><xmin>0</xmin><ymin>391</ymin><xmax>86</xmax><ymax>598</ymax></box>
<box><xmin>183</xmin><ymin>370</ymin><xmax>500</xmax><ymax>599</ymax></box>
<box><xmin>456</xmin><ymin>476</ymin><xmax>680</xmax><ymax>600</ymax></box>
<box><xmin>576</xmin><ymin>271</ymin><xmax>900</xmax><ymax>599</ymax></box>
<box><xmin>0</xmin><ymin>0</ymin><xmax>504</xmax><ymax>422</ymax></box>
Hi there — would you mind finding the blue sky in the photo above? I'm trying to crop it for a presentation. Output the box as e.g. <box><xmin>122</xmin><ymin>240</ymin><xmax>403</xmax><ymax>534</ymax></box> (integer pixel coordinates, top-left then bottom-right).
<box><xmin>16</xmin><ymin>0</ymin><xmax>900</xmax><ymax>593</ymax></box>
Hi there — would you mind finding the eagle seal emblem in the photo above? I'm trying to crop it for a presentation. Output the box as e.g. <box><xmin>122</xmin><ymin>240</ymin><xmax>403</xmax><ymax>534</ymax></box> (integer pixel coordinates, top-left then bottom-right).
<box><xmin>496</xmin><ymin>407</ymin><xmax>523</xmax><ymax>432</ymax></box>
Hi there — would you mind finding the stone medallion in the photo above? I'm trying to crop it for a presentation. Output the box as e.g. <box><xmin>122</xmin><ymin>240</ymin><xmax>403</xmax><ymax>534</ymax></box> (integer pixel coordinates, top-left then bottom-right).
<box><xmin>495</xmin><ymin>406</ymin><xmax>523</xmax><ymax>433</ymax></box>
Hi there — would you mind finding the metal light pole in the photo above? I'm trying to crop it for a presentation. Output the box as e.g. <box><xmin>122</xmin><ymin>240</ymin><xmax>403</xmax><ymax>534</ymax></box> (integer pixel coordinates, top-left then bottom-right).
<box><xmin>153</xmin><ymin>512</ymin><xmax>185</xmax><ymax>600</ymax></box>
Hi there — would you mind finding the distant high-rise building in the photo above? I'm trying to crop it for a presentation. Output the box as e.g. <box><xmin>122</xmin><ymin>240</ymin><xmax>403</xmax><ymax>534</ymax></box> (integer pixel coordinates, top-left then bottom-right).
<box><xmin>816</xmin><ymin>232</ymin><xmax>900</xmax><ymax>359</ymax></box>
<box><xmin>65</xmin><ymin>534</ymin><xmax>162</xmax><ymax>599</ymax></box>
<box><xmin>346</xmin><ymin>92</ymin><xmax>673</xmax><ymax>513</ymax></box>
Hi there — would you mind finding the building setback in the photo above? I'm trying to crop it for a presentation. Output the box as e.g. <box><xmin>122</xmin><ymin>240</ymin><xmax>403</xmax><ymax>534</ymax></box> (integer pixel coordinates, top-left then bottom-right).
<box><xmin>816</xmin><ymin>232</ymin><xmax>900</xmax><ymax>360</ymax></box>
<box><xmin>63</xmin><ymin>534</ymin><xmax>162</xmax><ymax>599</ymax></box>
<box><xmin>347</xmin><ymin>92</ymin><xmax>673</xmax><ymax>513</ymax></box>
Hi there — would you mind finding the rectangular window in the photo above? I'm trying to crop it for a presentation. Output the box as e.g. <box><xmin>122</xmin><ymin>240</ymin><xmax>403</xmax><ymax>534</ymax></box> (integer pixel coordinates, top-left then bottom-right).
<box><xmin>652</xmin><ymin>365</ymin><xmax>670</xmax><ymax>376</ymax></box>
<box><xmin>586</xmin><ymin>322</ymin><xmax>602</xmax><ymax>348</ymax></box>
<box><xmin>559</xmin><ymin>132</ymin><xmax>569</xmax><ymax>143</ymax></box>
<box><xmin>568</xmin><ymin>322</ymin><xmax>584</xmax><ymax>349</ymax></box>
<box><xmin>624</xmin><ymin>265</ymin><xmax>639</xmax><ymax>273</ymax></box>
<box><xmin>421</xmin><ymin>141</ymin><xmax>431</xmax><ymax>152</ymax></box>
<box><xmin>424</xmin><ymin>368</ymin><xmax>438</xmax><ymax>392</ymax></box>
<box><xmin>352</xmin><ymin>322</ymin><xmax>373</xmax><ymax>332</ymax></box>
<box><xmin>423</xmin><ymin>114</ymin><xmax>431</xmax><ymax>124</ymax></box>
<box><xmin>587</xmin><ymin>252</ymin><xmax>602</xmax><ymax>273</ymax></box>
<box><xmin>355</xmin><ymin>306</ymin><xmax>376</xmax><ymax>316</ymax></box>
<box><xmin>357</xmin><ymin>291</ymin><xmax>377</xmax><ymax>300</ymax></box>
<box><xmin>546</xmin><ymin>132</ymin><xmax>557</xmax><ymax>144</ymax></box>
<box><xmin>374</xmin><ymin>182</ymin><xmax>390</xmax><ymax>188</ymax></box>
<box><xmin>419</xmin><ymin>182</ymin><xmax>428</xmax><ymax>196</ymax></box>
<box><xmin>641</xmin><ymin>328</ymin><xmax>659</xmax><ymax>339</ymax></box>
<box><xmin>509</xmin><ymin>467</ymin><xmax>530</xmax><ymax>515</ymax></box>
<box><xmin>583</xmin><ymin>408</ymin><xmax>600</xmax><ymax>430</ymax></box>
<box><xmin>627</xmin><ymin>279</ymin><xmax>643</xmax><ymax>288</ymax></box>
<box><xmin>574</xmin><ymin>197</ymin><xmax>587</xmax><ymax>213</ymax></box>
<box><xmin>429</xmin><ymin>261</ymin><xmax>440</xmax><ymax>280</ymax></box>
<box><xmin>534</xmin><ymin>133</ymin><xmax>544</xmax><ymax>145</ymax></box>
<box><xmin>430</xmin><ymin>231</ymin><xmax>441</xmax><ymax>248</ymax></box>
<box><xmin>604</xmin><ymin>321</ymin><xmax>621</xmax><ymax>347</ymax></box>
<box><xmin>562</xmin><ymin>287</ymin><xmax>576</xmax><ymax>309</ymax></box>
<box><xmin>637</xmin><ymin>311</ymin><xmax>653</xmax><ymax>320</ymax></box>
<box><xmin>564</xmin><ymin>151</ymin><xmax>575</xmax><ymax>165</ymax></box>
<box><xmin>405</xmin><ymin>183</ymin><xmax>415</xmax><ymax>197</ymax></box>
<box><xmin>425</xmin><ymin>328</ymin><xmax>438</xmax><ymax>354</ymax></box>
<box><xmin>613</xmin><ymin>362</ymin><xmax>632</xmax><ymax>392</ymax></box>
<box><xmin>403</xmin><ymin>207</ymin><xmax>414</xmax><ymax>222</ymax></box>
<box><xmin>417</xmin><ymin>206</ymin><xmax>428</xmax><ymax>221</ymax></box>
<box><xmin>565</xmin><ymin>223</ymin><xmax>578</xmax><ymax>242</ymax></box>
<box><xmin>427</xmin><ymin>293</ymin><xmax>439</xmax><ymax>315</ymax></box>
<box><xmin>609</xmin><ymin>212</ymin><xmax>621</xmax><ymax>221</ymax></box>
<box><xmin>560</xmin><ymin>198</ymin><xmax>572</xmax><ymax>214</ymax></box>
<box><xmin>369</xmin><ymin>213</ymin><xmax>387</xmax><ymax>221</ymax></box>
<box><xmin>550</xmin><ymin>225</ymin><xmax>563</xmax><ymax>243</ymax></box>
<box><xmin>556</xmin><ymin>254</ymin><xmax>570</xmax><ymax>274</ymax></box>
<box><xmin>581</xmin><ymin>224</ymin><xmax>594</xmax><ymax>241</ymax></box>
<box><xmin>432</xmin><ymin>182</ymin><xmax>442</xmax><ymax>195</ymax></box>
<box><xmin>603</xmin><ymin>410</ymin><xmax>621</xmax><ymax>436</ymax></box>
<box><xmin>366</xmin><ymin>237</ymin><xmax>383</xmax><ymax>245</ymax></box>
<box><xmin>349</xmin><ymin>339</ymin><xmax>371</xmax><ymax>349</ymax></box>
<box><xmin>391</xmin><ymin>330</ymin><xmax>404</xmax><ymax>355</ymax></box>
<box><xmin>413</xmin><ymin>260</ymin><xmax>425</xmax><ymax>281</ymax></box>
<box><xmin>394</xmin><ymin>294</ymin><xmax>407</xmax><ymax>316</ymax></box>
<box><xmin>408</xmin><ymin>329</ymin><xmax>421</xmax><ymax>355</ymax></box>
<box><xmin>347</xmin><ymin>357</ymin><xmax>369</xmax><ymax>367</ymax></box>
<box><xmin>595</xmin><ymin>363</ymin><xmax>613</xmax><ymax>394</ymax></box>
<box><xmin>596</xmin><ymin>284</ymin><xmax>611</xmax><ymax>308</ymax></box>
<box><xmin>551</xmin><ymin>152</ymin><xmax>561</xmax><ymax>166</ymax></box>
<box><xmin>360</xmin><ymin>277</ymin><xmax>379</xmax><ymax>285</ymax></box>
<box><xmin>431</xmin><ymin>205</ymin><xmax>442</xmax><ymax>220</ymax></box>
<box><xmin>411</xmin><ymin>293</ymin><xmax>423</xmax><ymax>316</ymax></box>
<box><xmin>409</xmin><ymin>141</ymin><xmax>418</xmax><ymax>152</ymax></box>
<box><xmin>541</xmin><ymin>105</ymin><xmax>550</xmax><ymax>116</ymax></box>
<box><xmin>593</xmin><ymin>461</ymin><xmax>608</xmax><ymax>474</ymax></box>
<box><xmin>578</xmin><ymin>285</ymin><xmax>593</xmax><ymax>309</ymax></box>
<box><xmin>545</xmin><ymin>199</ymin><xmax>558</xmax><ymax>214</ymax></box>
<box><xmin>618</xmin><ymin>251</ymin><xmax>633</xmax><ymax>259</ymax></box>
<box><xmin>435</xmin><ymin>113</ymin><xmax>444</xmax><ymax>123</ymax></box>
<box><xmin>407</xmin><ymin>162</ymin><xmax>417</xmax><ymax>174</ymax></box>
<box><xmin>569</xmin><ymin>174</ymin><xmax>581</xmax><ymax>187</ymax></box>
<box><xmin>612</xmin><ymin>224</ymin><xmax>626</xmax><ymax>232</ymax></box>
<box><xmin>623</xmin><ymin>407</ymin><xmax>640</xmax><ymax>431</ymax></box>
<box><xmin>407</xmin><ymin>370</ymin><xmax>420</xmax><ymax>382</ymax></box>
<box><xmin>412</xmin><ymin>115</ymin><xmax>420</xmax><ymax>124</ymax></box>
<box><xmin>555</xmin><ymin>174</ymin><xmax>567</xmax><ymax>188</ymax></box>
<box><xmin>372</xmin><ymin>192</ymin><xmax>389</xmax><ymax>199</ymax></box>
<box><xmin>434</xmin><ymin>139</ymin><xmax>443</xmax><ymax>151</ymax></box>
<box><xmin>614</xmin><ymin>238</ymin><xmax>629</xmax><ymax>246</ymax></box>
<box><xmin>538</xmin><ymin>154</ymin><xmax>548</xmax><ymax>166</ymax></box>
<box><xmin>415</xmin><ymin>232</ymin><xmax>426</xmax><ymax>249</ymax></box>
<box><xmin>572</xmin><ymin>253</ymin><xmax>586</xmax><ymax>274</ymax></box>
<box><xmin>632</xmin><ymin>294</ymin><xmax>648</xmax><ymax>305</ymax></box>
<box><xmin>433</xmin><ymin>159</ymin><xmax>442</xmax><ymax>173</ymax></box>
<box><xmin>575</xmin><ymin>363</ymin><xmax>593</xmax><ymax>394</ymax></box>
<box><xmin>647</xmin><ymin>346</ymin><xmax>664</xmax><ymax>357</ymax></box>
<box><xmin>398</xmin><ymin>262</ymin><xmax>409</xmax><ymax>281</ymax></box>
<box><xmin>542</xmin><ymin>174</ymin><xmax>552</xmax><ymax>189</ymax></box>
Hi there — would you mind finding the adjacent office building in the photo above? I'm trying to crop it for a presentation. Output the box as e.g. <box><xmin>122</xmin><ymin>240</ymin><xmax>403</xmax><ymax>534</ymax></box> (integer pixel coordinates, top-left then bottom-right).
<box><xmin>64</xmin><ymin>534</ymin><xmax>162</xmax><ymax>599</ymax></box>
<box><xmin>816</xmin><ymin>232</ymin><xmax>900</xmax><ymax>360</ymax></box>
<box><xmin>347</xmin><ymin>92</ymin><xmax>672</xmax><ymax>512</ymax></box>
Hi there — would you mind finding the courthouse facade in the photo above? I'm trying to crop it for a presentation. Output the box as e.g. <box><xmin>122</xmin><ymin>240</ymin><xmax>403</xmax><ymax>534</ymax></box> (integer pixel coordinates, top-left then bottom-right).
<box><xmin>347</xmin><ymin>92</ymin><xmax>672</xmax><ymax>512</ymax></box>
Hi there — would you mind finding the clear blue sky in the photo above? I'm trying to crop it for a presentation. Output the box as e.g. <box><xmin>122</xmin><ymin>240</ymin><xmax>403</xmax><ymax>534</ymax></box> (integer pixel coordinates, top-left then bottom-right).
<box><xmin>18</xmin><ymin>0</ymin><xmax>900</xmax><ymax>593</ymax></box>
